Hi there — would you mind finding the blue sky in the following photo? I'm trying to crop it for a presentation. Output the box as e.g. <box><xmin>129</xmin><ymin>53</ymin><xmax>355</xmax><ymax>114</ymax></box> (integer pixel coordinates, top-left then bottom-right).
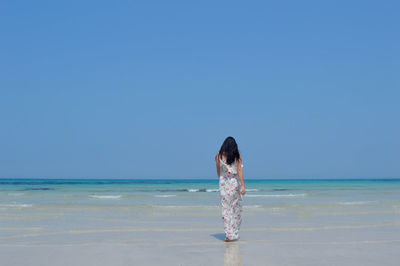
<box><xmin>1</xmin><ymin>0</ymin><xmax>399</xmax><ymax>179</ymax></box>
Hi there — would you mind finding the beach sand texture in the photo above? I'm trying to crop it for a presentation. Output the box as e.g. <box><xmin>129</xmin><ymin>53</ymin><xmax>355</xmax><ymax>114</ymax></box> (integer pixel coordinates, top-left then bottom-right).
<box><xmin>0</xmin><ymin>179</ymin><xmax>399</xmax><ymax>266</ymax></box>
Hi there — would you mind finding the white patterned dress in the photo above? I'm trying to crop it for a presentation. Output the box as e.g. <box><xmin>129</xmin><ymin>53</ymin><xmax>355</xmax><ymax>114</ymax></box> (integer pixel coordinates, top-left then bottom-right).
<box><xmin>219</xmin><ymin>157</ymin><xmax>243</xmax><ymax>240</ymax></box>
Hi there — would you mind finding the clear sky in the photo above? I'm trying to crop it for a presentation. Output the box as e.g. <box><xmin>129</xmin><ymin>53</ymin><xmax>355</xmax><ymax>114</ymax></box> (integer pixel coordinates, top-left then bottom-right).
<box><xmin>1</xmin><ymin>0</ymin><xmax>399</xmax><ymax>179</ymax></box>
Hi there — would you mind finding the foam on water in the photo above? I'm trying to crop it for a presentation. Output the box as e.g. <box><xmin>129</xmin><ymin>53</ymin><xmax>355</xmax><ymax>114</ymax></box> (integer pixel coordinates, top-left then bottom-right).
<box><xmin>0</xmin><ymin>202</ymin><xmax>33</xmax><ymax>209</ymax></box>
<box><xmin>7</xmin><ymin>192</ymin><xmax>25</xmax><ymax>196</ymax></box>
<box><xmin>243</xmin><ymin>205</ymin><xmax>262</xmax><ymax>209</ymax></box>
<box><xmin>154</xmin><ymin>195</ymin><xmax>176</xmax><ymax>198</ymax></box>
<box><xmin>1</xmin><ymin>179</ymin><xmax>399</xmax><ymax>214</ymax></box>
<box><xmin>338</xmin><ymin>201</ymin><xmax>375</xmax><ymax>205</ymax></box>
<box><xmin>245</xmin><ymin>193</ymin><xmax>307</xmax><ymax>198</ymax></box>
<box><xmin>89</xmin><ymin>195</ymin><xmax>122</xmax><ymax>199</ymax></box>
<box><xmin>186</xmin><ymin>188</ymin><xmax>221</xmax><ymax>192</ymax></box>
<box><xmin>155</xmin><ymin>205</ymin><xmax>219</xmax><ymax>209</ymax></box>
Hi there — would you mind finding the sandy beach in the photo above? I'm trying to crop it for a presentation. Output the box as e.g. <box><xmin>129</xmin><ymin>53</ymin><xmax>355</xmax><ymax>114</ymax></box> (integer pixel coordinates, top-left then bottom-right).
<box><xmin>1</xmin><ymin>189</ymin><xmax>400</xmax><ymax>266</ymax></box>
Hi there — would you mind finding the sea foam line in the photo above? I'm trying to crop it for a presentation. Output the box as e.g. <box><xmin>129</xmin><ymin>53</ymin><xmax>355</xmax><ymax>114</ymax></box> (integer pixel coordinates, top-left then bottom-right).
<box><xmin>154</xmin><ymin>195</ymin><xmax>176</xmax><ymax>198</ymax></box>
<box><xmin>154</xmin><ymin>205</ymin><xmax>219</xmax><ymax>209</ymax></box>
<box><xmin>89</xmin><ymin>195</ymin><xmax>122</xmax><ymax>199</ymax></box>
<box><xmin>186</xmin><ymin>188</ymin><xmax>258</xmax><ymax>192</ymax></box>
<box><xmin>7</xmin><ymin>193</ymin><xmax>25</xmax><ymax>196</ymax></box>
<box><xmin>0</xmin><ymin>203</ymin><xmax>33</xmax><ymax>208</ymax></box>
<box><xmin>243</xmin><ymin>205</ymin><xmax>262</xmax><ymax>209</ymax></box>
<box><xmin>186</xmin><ymin>188</ymin><xmax>220</xmax><ymax>192</ymax></box>
<box><xmin>245</xmin><ymin>193</ymin><xmax>307</xmax><ymax>198</ymax></box>
<box><xmin>338</xmin><ymin>201</ymin><xmax>374</xmax><ymax>205</ymax></box>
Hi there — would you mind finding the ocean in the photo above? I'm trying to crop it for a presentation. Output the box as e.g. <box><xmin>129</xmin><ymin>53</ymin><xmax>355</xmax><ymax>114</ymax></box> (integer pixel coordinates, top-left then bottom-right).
<box><xmin>1</xmin><ymin>178</ymin><xmax>400</xmax><ymax>266</ymax></box>
<box><xmin>1</xmin><ymin>178</ymin><xmax>400</xmax><ymax>213</ymax></box>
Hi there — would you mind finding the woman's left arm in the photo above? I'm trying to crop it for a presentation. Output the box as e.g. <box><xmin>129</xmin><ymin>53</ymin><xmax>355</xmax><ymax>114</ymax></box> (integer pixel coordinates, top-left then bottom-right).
<box><xmin>237</xmin><ymin>156</ymin><xmax>246</xmax><ymax>195</ymax></box>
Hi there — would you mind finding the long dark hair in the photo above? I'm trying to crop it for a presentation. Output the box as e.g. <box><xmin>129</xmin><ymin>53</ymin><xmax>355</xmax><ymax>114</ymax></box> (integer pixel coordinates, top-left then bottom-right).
<box><xmin>219</xmin><ymin>136</ymin><xmax>240</xmax><ymax>165</ymax></box>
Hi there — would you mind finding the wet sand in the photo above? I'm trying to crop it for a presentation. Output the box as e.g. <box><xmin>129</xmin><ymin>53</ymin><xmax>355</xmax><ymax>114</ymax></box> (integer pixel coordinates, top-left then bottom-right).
<box><xmin>1</xmin><ymin>204</ymin><xmax>399</xmax><ymax>266</ymax></box>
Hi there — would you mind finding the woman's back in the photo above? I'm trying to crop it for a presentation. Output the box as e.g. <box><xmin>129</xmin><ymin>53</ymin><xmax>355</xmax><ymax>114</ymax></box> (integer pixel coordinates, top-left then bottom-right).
<box><xmin>219</xmin><ymin>156</ymin><xmax>239</xmax><ymax>176</ymax></box>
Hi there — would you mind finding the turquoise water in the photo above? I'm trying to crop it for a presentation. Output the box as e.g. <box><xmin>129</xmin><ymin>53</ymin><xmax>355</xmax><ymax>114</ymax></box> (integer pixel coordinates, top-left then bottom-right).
<box><xmin>1</xmin><ymin>179</ymin><xmax>400</xmax><ymax>211</ymax></box>
<box><xmin>2</xmin><ymin>179</ymin><xmax>399</xmax><ymax>266</ymax></box>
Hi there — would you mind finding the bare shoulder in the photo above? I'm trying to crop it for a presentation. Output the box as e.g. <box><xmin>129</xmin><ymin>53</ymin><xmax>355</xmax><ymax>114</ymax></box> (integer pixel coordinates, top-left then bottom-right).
<box><xmin>216</xmin><ymin>152</ymin><xmax>220</xmax><ymax>161</ymax></box>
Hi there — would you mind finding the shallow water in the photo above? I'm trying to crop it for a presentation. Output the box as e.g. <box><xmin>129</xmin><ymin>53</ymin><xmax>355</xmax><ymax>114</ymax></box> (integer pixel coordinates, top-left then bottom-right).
<box><xmin>1</xmin><ymin>179</ymin><xmax>400</xmax><ymax>266</ymax></box>
<box><xmin>1</xmin><ymin>178</ymin><xmax>399</xmax><ymax>212</ymax></box>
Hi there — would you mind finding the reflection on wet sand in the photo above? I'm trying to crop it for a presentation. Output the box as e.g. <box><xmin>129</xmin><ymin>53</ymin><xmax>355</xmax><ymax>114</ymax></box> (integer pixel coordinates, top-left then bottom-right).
<box><xmin>224</xmin><ymin>242</ymin><xmax>242</xmax><ymax>266</ymax></box>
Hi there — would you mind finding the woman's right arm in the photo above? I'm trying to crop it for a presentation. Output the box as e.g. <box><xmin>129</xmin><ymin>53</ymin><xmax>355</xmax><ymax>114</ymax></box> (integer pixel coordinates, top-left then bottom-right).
<box><xmin>216</xmin><ymin>153</ymin><xmax>220</xmax><ymax>178</ymax></box>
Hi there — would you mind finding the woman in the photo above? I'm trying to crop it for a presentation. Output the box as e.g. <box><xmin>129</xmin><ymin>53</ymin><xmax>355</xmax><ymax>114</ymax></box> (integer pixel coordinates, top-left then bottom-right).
<box><xmin>216</xmin><ymin>136</ymin><xmax>246</xmax><ymax>242</ymax></box>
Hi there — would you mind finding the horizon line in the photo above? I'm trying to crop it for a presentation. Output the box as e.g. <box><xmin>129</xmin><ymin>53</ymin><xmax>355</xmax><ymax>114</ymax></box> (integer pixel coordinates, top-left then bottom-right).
<box><xmin>1</xmin><ymin>177</ymin><xmax>399</xmax><ymax>180</ymax></box>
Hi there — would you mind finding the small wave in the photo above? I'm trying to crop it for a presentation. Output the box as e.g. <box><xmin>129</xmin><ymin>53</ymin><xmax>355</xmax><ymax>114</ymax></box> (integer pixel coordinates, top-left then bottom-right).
<box><xmin>0</xmin><ymin>203</ymin><xmax>33</xmax><ymax>208</ymax></box>
<box><xmin>21</xmin><ymin>187</ymin><xmax>55</xmax><ymax>191</ymax></box>
<box><xmin>246</xmin><ymin>189</ymin><xmax>259</xmax><ymax>192</ymax></box>
<box><xmin>245</xmin><ymin>193</ymin><xmax>307</xmax><ymax>198</ymax></box>
<box><xmin>243</xmin><ymin>205</ymin><xmax>262</xmax><ymax>209</ymax></box>
<box><xmin>155</xmin><ymin>205</ymin><xmax>219</xmax><ymax>209</ymax></box>
<box><xmin>7</xmin><ymin>192</ymin><xmax>25</xmax><ymax>196</ymax></box>
<box><xmin>187</xmin><ymin>188</ymin><xmax>215</xmax><ymax>192</ymax></box>
<box><xmin>154</xmin><ymin>195</ymin><xmax>176</xmax><ymax>198</ymax></box>
<box><xmin>89</xmin><ymin>195</ymin><xmax>122</xmax><ymax>199</ymax></box>
<box><xmin>338</xmin><ymin>201</ymin><xmax>374</xmax><ymax>205</ymax></box>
